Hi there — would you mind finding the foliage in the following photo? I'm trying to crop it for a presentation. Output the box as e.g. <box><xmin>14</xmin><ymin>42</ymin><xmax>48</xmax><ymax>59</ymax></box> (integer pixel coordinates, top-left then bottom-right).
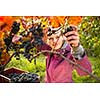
<box><xmin>79</xmin><ymin>16</ymin><xmax>100</xmax><ymax>57</ymax></box>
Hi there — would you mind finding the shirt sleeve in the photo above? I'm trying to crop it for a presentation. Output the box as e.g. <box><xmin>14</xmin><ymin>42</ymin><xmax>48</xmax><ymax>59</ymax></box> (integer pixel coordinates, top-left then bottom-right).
<box><xmin>72</xmin><ymin>44</ymin><xmax>85</xmax><ymax>60</ymax></box>
<box><xmin>74</xmin><ymin>55</ymin><xmax>92</xmax><ymax>76</ymax></box>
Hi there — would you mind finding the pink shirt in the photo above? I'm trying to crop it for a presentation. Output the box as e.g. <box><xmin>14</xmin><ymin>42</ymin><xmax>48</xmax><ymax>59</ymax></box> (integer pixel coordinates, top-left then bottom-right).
<box><xmin>39</xmin><ymin>43</ymin><xmax>92</xmax><ymax>83</ymax></box>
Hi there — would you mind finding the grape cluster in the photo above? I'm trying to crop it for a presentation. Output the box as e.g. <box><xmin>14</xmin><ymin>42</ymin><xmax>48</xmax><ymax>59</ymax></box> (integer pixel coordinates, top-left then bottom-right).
<box><xmin>20</xmin><ymin>23</ymin><xmax>44</xmax><ymax>61</ymax></box>
<box><xmin>7</xmin><ymin>72</ymin><xmax>40</xmax><ymax>83</ymax></box>
<box><xmin>63</xmin><ymin>26</ymin><xmax>73</xmax><ymax>34</ymax></box>
<box><xmin>3</xmin><ymin>22</ymin><xmax>44</xmax><ymax>62</ymax></box>
<box><xmin>22</xmin><ymin>41</ymin><xmax>34</xmax><ymax>62</ymax></box>
<box><xmin>4</xmin><ymin>37</ymin><xmax>12</xmax><ymax>49</ymax></box>
<box><xmin>4</xmin><ymin>21</ymin><xmax>20</xmax><ymax>51</ymax></box>
<box><xmin>29</xmin><ymin>23</ymin><xmax>43</xmax><ymax>45</ymax></box>
<box><xmin>11</xmin><ymin>21</ymin><xmax>20</xmax><ymax>34</ymax></box>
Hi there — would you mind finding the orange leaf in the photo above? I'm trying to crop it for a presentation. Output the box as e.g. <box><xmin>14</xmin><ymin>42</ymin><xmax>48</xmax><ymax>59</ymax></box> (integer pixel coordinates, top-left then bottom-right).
<box><xmin>67</xmin><ymin>16</ymin><xmax>82</xmax><ymax>26</ymax></box>
<box><xmin>0</xmin><ymin>51</ymin><xmax>10</xmax><ymax>65</ymax></box>
<box><xmin>47</xmin><ymin>16</ymin><xmax>67</xmax><ymax>28</ymax></box>
<box><xmin>0</xmin><ymin>16</ymin><xmax>17</xmax><ymax>32</ymax></box>
<box><xmin>0</xmin><ymin>31</ymin><xmax>4</xmax><ymax>39</ymax></box>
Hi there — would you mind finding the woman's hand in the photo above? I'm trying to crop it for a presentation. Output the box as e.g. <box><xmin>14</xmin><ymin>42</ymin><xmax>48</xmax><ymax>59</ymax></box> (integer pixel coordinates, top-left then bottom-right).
<box><xmin>12</xmin><ymin>35</ymin><xmax>22</xmax><ymax>43</ymax></box>
<box><xmin>64</xmin><ymin>25</ymin><xmax>80</xmax><ymax>47</ymax></box>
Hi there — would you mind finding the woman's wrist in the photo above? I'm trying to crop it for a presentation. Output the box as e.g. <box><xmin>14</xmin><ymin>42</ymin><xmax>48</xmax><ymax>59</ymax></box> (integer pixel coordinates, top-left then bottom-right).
<box><xmin>72</xmin><ymin>43</ymin><xmax>85</xmax><ymax>60</ymax></box>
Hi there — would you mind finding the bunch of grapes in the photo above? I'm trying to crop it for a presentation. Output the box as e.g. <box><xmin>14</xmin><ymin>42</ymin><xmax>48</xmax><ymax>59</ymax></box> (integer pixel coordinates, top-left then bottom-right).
<box><xmin>65</xmin><ymin>26</ymin><xmax>73</xmax><ymax>33</ymax></box>
<box><xmin>20</xmin><ymin>23</ymin><xmax>44</xmax><ymax>62</ymax></box>
<box><xmin>7</xmin><ymin>72</ymin><xmax>40</xmax><ymax>83</ymax></box>
<box><xmin>29</xmin><ymin>23</ymin><xmax>44</xmax><ymax>46</ymax></box>
<box><xmin>22</xmin><ymin>40</ymin><xmax>34</xmax><ymax>62</ymax></box>
<box><xmin>4</xmin><ymin>21</ymin><xmax>20</xmax><ymax>51</ymax></box>
<box><xmin>3</xmin><ymin>20</ymin><xmax>44</xmax><ymax>64</ymax></box>
<box><xmin>10</xmin><ymin>21</ymin><xmax>20</xmax><ymax>34</ymax></box>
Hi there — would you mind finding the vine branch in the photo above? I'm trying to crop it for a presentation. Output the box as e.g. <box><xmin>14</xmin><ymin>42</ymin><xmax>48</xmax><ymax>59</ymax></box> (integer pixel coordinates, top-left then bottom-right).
<box><xmin>0</xmin><ymin>50</ymin><xmax>100</xmax><ymax>81</ymax></box>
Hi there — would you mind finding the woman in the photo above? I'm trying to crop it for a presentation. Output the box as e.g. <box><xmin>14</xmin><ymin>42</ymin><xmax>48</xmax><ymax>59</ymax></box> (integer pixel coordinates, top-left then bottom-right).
<box><xmin>38</xmin><ymin>26</ymin><xmax>92</xmax><ymax>83</ymax></box>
